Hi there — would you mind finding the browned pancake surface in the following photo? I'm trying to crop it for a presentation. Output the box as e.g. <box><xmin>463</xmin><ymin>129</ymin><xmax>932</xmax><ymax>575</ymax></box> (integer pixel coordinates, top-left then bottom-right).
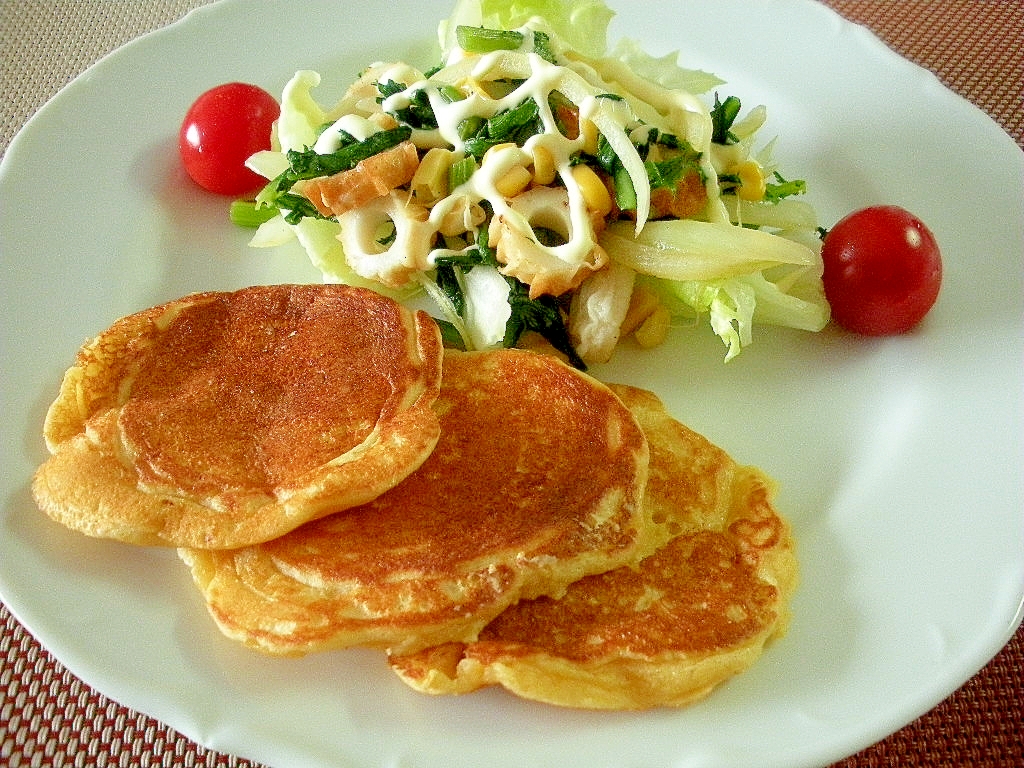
<box><xmin>32</xmin><ymin>284</ymin><xmax>443</xmax><ymax>548</ymax></box>
<box><xmin>389</xmin><ymin>384</ymin><xmax>798</xmax><ymax>709</ymax></box>
<box><xmin>179</xmin><ymin>349</ymin><xmax>654</xmax><ymax>656</ymax></box>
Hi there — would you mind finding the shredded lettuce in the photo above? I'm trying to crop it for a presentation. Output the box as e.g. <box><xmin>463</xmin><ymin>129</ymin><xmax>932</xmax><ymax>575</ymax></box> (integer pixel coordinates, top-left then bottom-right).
<box><xmin>603</xmin><ymin>219</ymin><xmax>829</xmax><ymax>360</ymax></box>
<box><xmin>601</xmin><ymin>219</ymin><xmax>819</xmax><ymax>281</ymax></box>
<box><xmin>669</xmin><ymin>279</ymin><xmax>755</xmax><ymax>361</ymax></box>
<box><xmin>240</xmin><ymin>0</ymin><xmax>828</xmax><ymax>366</ymax></box>
<box><xmin>667</xmin><ymin>271</ymin><xmax>829</xmax><ymax>361</ymax></box>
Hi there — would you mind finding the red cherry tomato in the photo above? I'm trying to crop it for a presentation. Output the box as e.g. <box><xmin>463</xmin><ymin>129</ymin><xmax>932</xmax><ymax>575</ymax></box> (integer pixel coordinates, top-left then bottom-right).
<box><xmin>821</xmin><ymin>205</ymin><xmax>942</xmax><ymax>335</ymax></box>
<box><xmin>179</xmin><ymin>82</ymin><xmax>279</xmax><ymax>197</ymax></box>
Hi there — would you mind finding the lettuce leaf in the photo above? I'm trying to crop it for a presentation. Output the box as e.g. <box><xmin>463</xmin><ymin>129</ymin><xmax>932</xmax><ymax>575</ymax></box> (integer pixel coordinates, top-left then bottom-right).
<box><xmin>659</xmin><ymin>270</ymin><xmax>827</xmax><ymax>364</ymax></box>
<box><xmin>604</xmin><ymin>218</ymin><xmax>829</xmax><ymax>360</ymax></box>
<box><xmin>664</xmin><ymin>270</ymin><xmax>829</xmax><ymax>361</ymax></box>
<box><xmin>607</xmin><ymin>38</ymin><xmax>724</xmax><ymax>95</ymax></box>
<box><xmin>276</xmin><ymin>70</ymin><xmax>327</xmax><ymax>153</ymax></box>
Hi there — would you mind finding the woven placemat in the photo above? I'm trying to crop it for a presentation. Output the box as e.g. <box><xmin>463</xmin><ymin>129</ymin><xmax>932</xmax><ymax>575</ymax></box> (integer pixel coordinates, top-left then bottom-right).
<box><xmin>2</xmin><ymin>1</ymin><xmax>1022</xmax><ymax>767</ymax></box>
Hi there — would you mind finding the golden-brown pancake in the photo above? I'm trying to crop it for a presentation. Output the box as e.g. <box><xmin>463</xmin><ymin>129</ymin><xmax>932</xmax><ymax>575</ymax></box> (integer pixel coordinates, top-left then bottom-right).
<box><xmin>388</xmin><ymin>384</ymin><xmax>798</xmax><ymax>709</ymax></box>
<box><xmin>178</xmin><ymin>349</ymin><xmax>654</xmax><ymax>656</ymax></box>
<box><xmin>32</xmin><ymin>284</ymin><xmax>443</xmax><ymax>549</ymax></box>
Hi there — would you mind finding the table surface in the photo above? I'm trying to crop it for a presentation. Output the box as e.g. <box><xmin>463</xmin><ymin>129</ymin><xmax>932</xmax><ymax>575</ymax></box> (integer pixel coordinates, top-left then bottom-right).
<box><xmin>2</xmin><ymin>1</ymin><xmax>1022</xmax><ymax>766</ymax></box>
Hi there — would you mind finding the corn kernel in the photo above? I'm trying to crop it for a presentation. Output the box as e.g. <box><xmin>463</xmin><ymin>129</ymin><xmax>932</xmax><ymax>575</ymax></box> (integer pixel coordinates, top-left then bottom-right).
<box><xmin>532</xmin><ymin>145</ymin><xmax>557</xmax><ymax>186</ymax></box>
<box><xmin>734</xmin><ymin>159</ymin><xmax>766</xmax><ymax>202</ymax></box>
<box><xmin>481</xmin><ymin>142</ymin><xmax>518</xmax><ymax>164</ymax></box>
<box><xmin>571</xmin><ymin>164</ymin><xmax>613</xmax><ymax>218</ymax></box>
<box><xmin>580</xmin><ymin>118</ymin><xmax>600</xmax><ymax>156</ymax></box>
<box><xmin>495</xmin><ymin>165</ymin><xmax>533</xmax><ymax>197</ymax></box>
<box><xmin>634</xmin><ymin>305</ymin><xmax>671</xmax><ymax>348</ymax></box>
<box><xmin>368</xmin><ymin>112</ymin><xmax>400</xmax><ymax>131</ymax></box>
<box><xmin>619</xmin><ymin>285</ymin><xmax>661</xmax><ymax>336</ymax></box>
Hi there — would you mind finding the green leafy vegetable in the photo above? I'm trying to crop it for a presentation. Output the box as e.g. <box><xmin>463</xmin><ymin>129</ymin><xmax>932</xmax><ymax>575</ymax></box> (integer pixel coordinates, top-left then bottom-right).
<box><xmin>433</xmin><ymin>218</ymin><xmax>585</xmax><ymax>368</ymax></box>
<box><xmin>646</xmin><ymin>154</ymin><xmax>700</xmax><ymax>192</ymax></box>
<box><xmin>530</xmin><ymin>31</ymin><xmax>557</xmax><ymax>64</ymax></box>
<box><xmin>591</xmin><ymin>133</ymin><xmax>620</xmax><ymax>174</ymax></box>
<box><xmin>665</xmin><ymin>269</ymin><xmax>829</xmax><ymax>361</ymax></box>
<box><xmin>378</xmin><ymin>82</ymin><xmax>438</xmax><ymax>129</ymax></box>
<box><xmin>503</xmin><ymin>280</ymin><xmax>586</xmax><ymax>369</ymax></box>
<box><xmin>764</xmin><ymin>172</ymin><xmax>807</xmax><ymax>203</ymax></box>
<box><xmin>487</xmin><ymin>99</ymin><xmax>540</xmax><ymax>140</ymax></box>
<box><xmin>288</xmin><ymin>127</ymin><xmax>410</xmax><ymax>178</ymax></box>
<box><xmin>270</xmin><ymin>194</ymin><xmax>323</xmax><ymax>225</ymax></box>
<box><xmin>613</xmin><ymin>165</ymin><xmax>637</xmax><ymax>211</ymax></box>
<box><xmin>435</xmin><ymin>318</ymin><xmax>469</xmax><ymax>349</ymax></box>
<box><xmin>462</xmin><ymin>99</ymin><xmax>542</xmax><ymax>156</ymax></box>
<box><xmin>256</xmin><ymin>127</ymin><xmax>412</xmax><ymax>220</ymax></box>
<box><xmin>606</xmin><ymin>37</ymin><xmax>725</xmax><ymax>95</ymax></box>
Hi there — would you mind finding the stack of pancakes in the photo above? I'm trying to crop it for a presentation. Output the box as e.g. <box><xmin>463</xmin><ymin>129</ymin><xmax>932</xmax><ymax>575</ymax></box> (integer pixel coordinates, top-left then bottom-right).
<box><xmin>33</xmin><ymin>283</ymin><xmax>797</xmax><ymax>710</ymax></box>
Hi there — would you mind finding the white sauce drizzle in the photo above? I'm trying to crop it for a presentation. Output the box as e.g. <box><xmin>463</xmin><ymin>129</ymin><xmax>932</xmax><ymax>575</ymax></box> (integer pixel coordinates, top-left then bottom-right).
<box><xmin>307</xmin><ymin>23</ymin><xmax>715</xmax><ymax>283</ymax></box>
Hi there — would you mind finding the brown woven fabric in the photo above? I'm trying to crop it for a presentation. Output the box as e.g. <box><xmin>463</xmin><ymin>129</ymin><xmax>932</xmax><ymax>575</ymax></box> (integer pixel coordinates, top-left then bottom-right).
<box><xmin>1</xmin><ymin>1</ymin><xmax>1022</xmax><ymax>766</ymax></box>
<box><xmin>826</xmin><ymin>0</ymin><xmax>1023</xmax><ymax>150</ymax></box>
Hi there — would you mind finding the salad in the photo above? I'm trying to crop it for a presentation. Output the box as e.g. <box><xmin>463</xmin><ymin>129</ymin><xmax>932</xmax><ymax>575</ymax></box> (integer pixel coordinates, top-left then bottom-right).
<box><xmin>232</xmin><ymin>0</ymin><xmax>830</xmax><ymax>366</ymax></box>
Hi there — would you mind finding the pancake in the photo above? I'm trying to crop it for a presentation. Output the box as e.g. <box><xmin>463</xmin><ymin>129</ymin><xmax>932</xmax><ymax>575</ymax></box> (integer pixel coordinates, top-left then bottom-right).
<box><xmin>32</xmin><ymin>284</ymin><xmax>443</xmax><ymax>549</ymax></box>
<box><xmin>178</xmin><ymin>349</ymin><xmax>654</xmax><ymax>656</ymax></box>
<box><xmin>388</xmin><ymin>384</ymin><xmax>798</xmax><ymax>710</ymax></box>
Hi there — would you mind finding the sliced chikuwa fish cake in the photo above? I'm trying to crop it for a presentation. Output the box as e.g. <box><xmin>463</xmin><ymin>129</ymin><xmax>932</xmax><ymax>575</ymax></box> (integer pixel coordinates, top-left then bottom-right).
<box><xmin>32</xmin><ymin>284</ymin><xmax>443</xmax><ymax>549</ymax></box>
<box><xmin>178</xmin><ymin>349</ymin><xmax>654</xmax><ymax>656</ymax></box>
<box><xmin>388</xmin><ymin>384</ymin><xmax>798</xmax><ymax>710</ymax></box>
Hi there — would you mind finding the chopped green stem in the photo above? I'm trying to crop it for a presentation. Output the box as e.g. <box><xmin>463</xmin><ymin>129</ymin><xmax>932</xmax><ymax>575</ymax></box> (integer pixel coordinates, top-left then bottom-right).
<box><xmin>457</xmin><ymin>115</ymin><xmax>487</xmax><ymax>141</ymax></box>
<box><xmin>711</xmin><ymin>93</ymin><xmax>742</xmax><ymax>144</ymax></box>
<box><xmin>437</xmin><ymin>84</ymin><xmax>466</xmax><ymax>103</ymax></box>
<box><xmin>531</xmin><ymin>31</ymin><xmax>557</xmax><ymax>64</ymax></box>
<box><xmin>229</xmin><ymin>200</ymin><xmax>278</xmax><ymax>228</ymax></box>
<box><xmin>456</xmin><ymin>25</ymin><xmax>525</xmax><ymax>53</ymax></box>
<box><xmin>448</xmin><ymin>155</ymin><xmax>477</xmax><ymax>189</ymax></box>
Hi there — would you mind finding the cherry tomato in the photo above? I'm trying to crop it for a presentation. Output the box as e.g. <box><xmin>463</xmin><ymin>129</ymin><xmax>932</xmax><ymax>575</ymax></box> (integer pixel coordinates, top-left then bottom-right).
<box><xmin>821</xmin><ymin>205</ymin><xmax>942</xmax><ymax>335</ymax></box>
<box><xmin>179</xmin><ymin>82</ymin><xmax>279</xmax><ymax>197</ymax></box>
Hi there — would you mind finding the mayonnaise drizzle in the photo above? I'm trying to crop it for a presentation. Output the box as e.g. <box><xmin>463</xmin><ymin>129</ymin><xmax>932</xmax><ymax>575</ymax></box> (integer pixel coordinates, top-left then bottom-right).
<box><xmin>381</xmin><ymin>32</ymin><xmax>642</xmax><ymax>272</ymax></box>
<box><xmin>308</xmin><ymin>23</ymin><xmax>715</xmax><ymax>281</ymax></box>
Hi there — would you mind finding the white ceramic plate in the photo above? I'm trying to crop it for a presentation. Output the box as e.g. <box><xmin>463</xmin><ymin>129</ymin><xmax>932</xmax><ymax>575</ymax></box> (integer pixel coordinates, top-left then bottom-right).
<box><xmin>1</xmin><ymin>1</ymin><xmax>1021</xmax><ymax>766</ymax></box>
